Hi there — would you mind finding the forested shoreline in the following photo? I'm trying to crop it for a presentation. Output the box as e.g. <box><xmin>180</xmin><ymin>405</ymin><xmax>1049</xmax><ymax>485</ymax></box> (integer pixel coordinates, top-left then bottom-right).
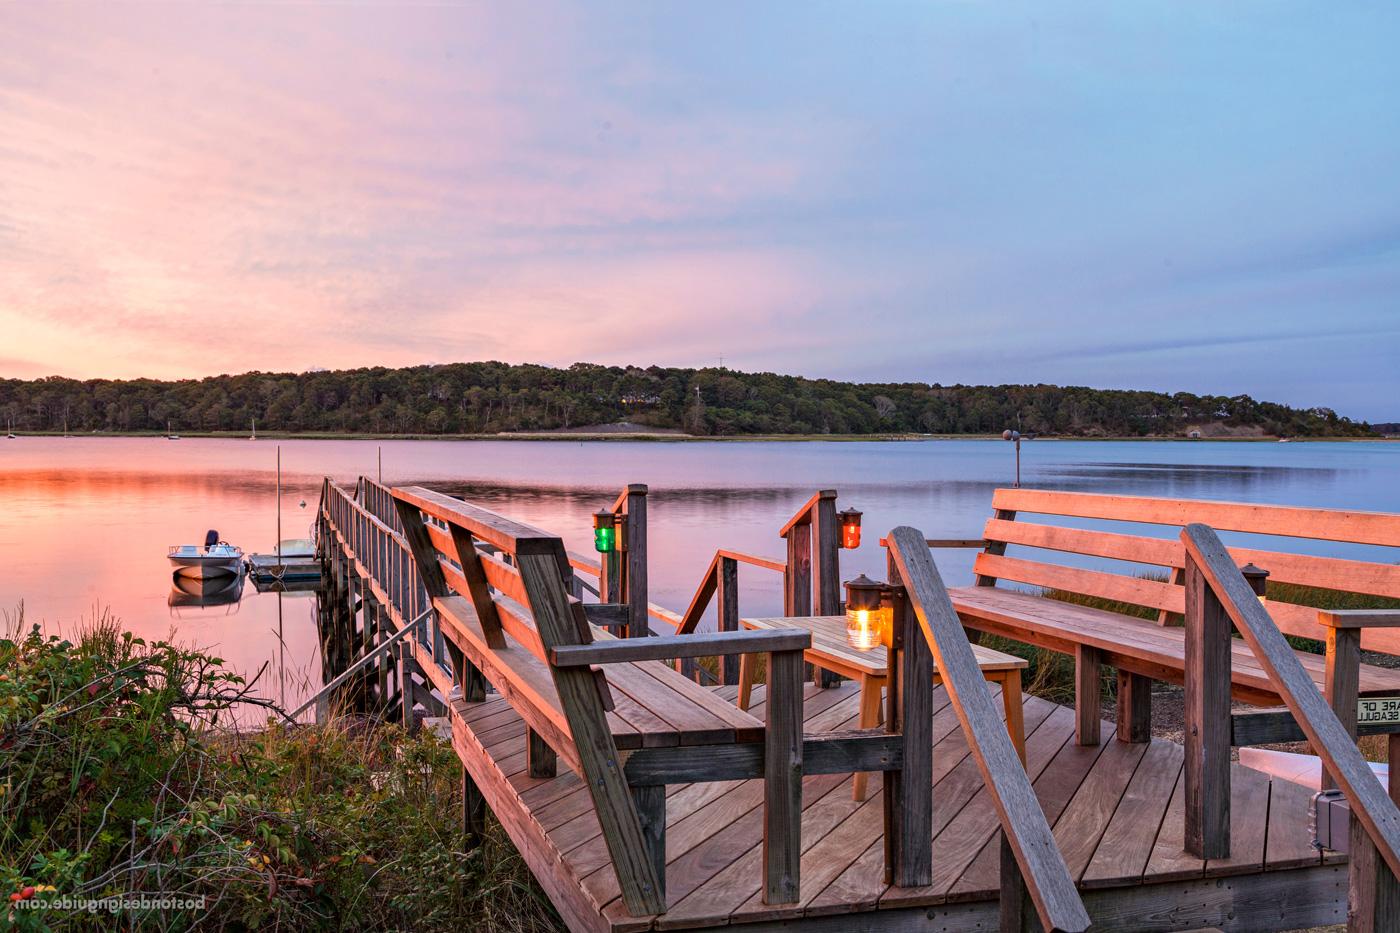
<box><xmin>0</xmin><ymin>361</ymin><xmax>1376</xmax><ymax>438</ymax></box>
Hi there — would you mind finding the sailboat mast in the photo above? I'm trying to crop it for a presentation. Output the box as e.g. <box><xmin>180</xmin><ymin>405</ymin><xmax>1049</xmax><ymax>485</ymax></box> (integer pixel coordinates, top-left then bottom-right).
<box><xmin>276</xmin><ymin>445</ymin><xmax>282</xmax><ymax>562</ymax></box>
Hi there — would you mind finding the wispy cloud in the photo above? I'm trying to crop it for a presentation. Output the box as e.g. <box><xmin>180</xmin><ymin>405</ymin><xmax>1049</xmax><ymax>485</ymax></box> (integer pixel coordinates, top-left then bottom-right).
<box><xmin>1</xmin><ymin>2</ymin><xmax>1398</xmax><ymax>418</ymax></box>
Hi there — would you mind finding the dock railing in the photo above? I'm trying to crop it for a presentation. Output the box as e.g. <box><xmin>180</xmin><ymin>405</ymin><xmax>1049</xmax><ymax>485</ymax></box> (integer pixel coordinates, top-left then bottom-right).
<box><xmin>886</xmin><ymin>525</ymin><xmax>1091</xmax><ymax>933</ymax></box>
<box><xmin>671</xmin><ymin>490</ymin><xmax>846</xmax><ymax>684</ymax></box>
<box><xmin>1182</xmin><ymin>522</ymin><xmax>1400</xmax><ymax>928</ymax></box>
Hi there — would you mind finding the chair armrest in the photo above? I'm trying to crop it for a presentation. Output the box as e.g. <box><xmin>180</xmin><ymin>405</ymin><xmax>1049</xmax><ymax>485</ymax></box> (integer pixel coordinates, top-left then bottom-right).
<box><xmin>551</xmin><ymin>629</ymin><xmax>810</xmax><ymax>668</ymax></box>
<box><xmin>1318</xmin><ymin>610</ymin><xmax>1400</xmax><ymax>629</ymax></box>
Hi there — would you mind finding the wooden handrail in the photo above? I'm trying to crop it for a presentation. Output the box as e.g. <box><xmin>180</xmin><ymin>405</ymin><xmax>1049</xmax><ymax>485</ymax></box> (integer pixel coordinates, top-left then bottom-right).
<box><xmin>551</xmin><ymin>629</ymin><xmax>810</xmax><ymax>667</ymax></box>
<box><xmin>887</xmin><ymin>525</ymin><xmax>1090</xmax><ymax>933</ymax></box>
<box><xmin>1181</xmin><ymin>523</ymin><xmax>1400</xmax><ymax>880</ymax></box>
<box><xmin>777</xmin><ymin>489</ymin><xmax>836</xmax><ymax>538</ymax></box>
<box><xmin>674</xmin><ymin>548</ymin><xmax>787</xmax><ymax>637</ymax></box>
<box><xmin>718</xmin><ymin>549</ymin><xmax>787</xmax><ymax>574</ymax></box>
<box><xmin>394</xmin><ymin>485</ymin><xmax>560</xmax><ymax>556</ymax></box>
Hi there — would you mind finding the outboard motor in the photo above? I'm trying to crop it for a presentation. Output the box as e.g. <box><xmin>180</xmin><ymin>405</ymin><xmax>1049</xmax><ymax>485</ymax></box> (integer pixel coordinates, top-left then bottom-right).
<box><xmin>204</xmin><ymin>529</ymin><xmax>220</xmax><ymax>549</ymax></box>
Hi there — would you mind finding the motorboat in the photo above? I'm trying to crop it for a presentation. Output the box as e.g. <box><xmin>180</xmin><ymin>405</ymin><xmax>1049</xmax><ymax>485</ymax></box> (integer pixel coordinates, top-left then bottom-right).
<box><xmin>168</xmin><ymin>530</ymin><xmax>244</xmax><ymax>579</ymax></box>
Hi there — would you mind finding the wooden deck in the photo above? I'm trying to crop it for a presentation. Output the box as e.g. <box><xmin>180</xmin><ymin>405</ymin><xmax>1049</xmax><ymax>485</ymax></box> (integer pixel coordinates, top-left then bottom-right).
<box><xmin>451</xmin><ymin>680</ymin><xmax>1348</xmax><ymax>933</ymax></box>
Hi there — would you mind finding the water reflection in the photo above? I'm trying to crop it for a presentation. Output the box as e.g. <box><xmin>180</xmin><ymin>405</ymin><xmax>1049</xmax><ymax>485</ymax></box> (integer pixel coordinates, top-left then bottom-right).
<box><xmin>168</xmin><ymin>572</ymin><xmax>245</xmax><ymax>612</ymax></box>
<box><xmin>1</xmin><ymin>436</ymin><xmax>1395</xmax><ymax>718</ymax></box>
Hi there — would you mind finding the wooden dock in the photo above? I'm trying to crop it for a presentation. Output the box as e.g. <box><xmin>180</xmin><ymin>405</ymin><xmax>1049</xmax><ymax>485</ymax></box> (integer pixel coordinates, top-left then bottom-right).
<box><xmin>310</xmin><ymin>477</ymin><xmax>1400</xmax><ymax>933</ymax></box>
<box><xmin>452</xmin><ymin>680</ymin><xmax>1343</xmax><ymax>933</ymax></box>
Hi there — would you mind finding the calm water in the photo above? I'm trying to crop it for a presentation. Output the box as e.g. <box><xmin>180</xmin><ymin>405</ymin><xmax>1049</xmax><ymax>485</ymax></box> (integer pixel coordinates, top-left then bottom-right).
<box><xmin>2</xmin><ymin>437</ymin><xmax>1396</xmax><ymax>712</ymax></box>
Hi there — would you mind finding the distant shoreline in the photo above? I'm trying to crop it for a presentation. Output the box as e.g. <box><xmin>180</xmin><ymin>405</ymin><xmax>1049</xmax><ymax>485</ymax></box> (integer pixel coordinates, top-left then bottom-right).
<box><xmin>8</xmin><ymin>431</ymin><xmax>1394</xmax><ymax>443</ymax></box>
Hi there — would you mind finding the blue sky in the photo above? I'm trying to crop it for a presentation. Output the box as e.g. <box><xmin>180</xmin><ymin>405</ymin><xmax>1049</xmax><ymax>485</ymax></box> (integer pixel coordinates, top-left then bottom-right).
<box><xmin>2</xmin><ymin>2</ymin><xmax>1397</xmax><ymax>419</ymax></box>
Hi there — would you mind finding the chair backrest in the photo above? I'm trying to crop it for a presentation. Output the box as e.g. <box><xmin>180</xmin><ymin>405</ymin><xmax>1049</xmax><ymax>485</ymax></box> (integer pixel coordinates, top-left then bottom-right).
<box><xmin>977</xmin><ymin>488</ymin><xmax>1400</xmax><ymax>654</ymax></box>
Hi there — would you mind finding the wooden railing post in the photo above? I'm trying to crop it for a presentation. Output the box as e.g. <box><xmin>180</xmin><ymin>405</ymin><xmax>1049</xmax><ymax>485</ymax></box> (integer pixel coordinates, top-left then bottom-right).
<box><xmin>1183</xmin><ymin>549</ymin><xmax>1232</xmax><ymax>859</ymax></box>
<box><xmin>764</xmin><ymin>646</ymin><xmax>804</xmax><ymax>904</ymax></box>
<box><xmin>813</xmin><ymin>490</ymin><xmax>840</xmax><ymax>615</ymax></box>
<box><xmin>783</xmin><ymin>521</ymin><xmax>812</xmax><ymax>617</ymax></box>
<box><xmin>623</xmin><ymin>484</ymin><xmax>649</xmax><ymax>638</ymax></box>
<box><xmin>813</xmin><ymin>491</ymin><xmax>842</xmax><ymax>688</ymax></box>
<box><xmin>1320</xmin><ymin>613</ymin><xmax>1400</xmax><ymax>930</ymax></box>
<box><xmin>882</xmin><ymin>575</ymin><xmax>933</xmax><ymax>887</ymax></box>
<box><xmin>717</xmin><ymin>556</ymin><xmax>740</xmax><ymax>684</ymax></box>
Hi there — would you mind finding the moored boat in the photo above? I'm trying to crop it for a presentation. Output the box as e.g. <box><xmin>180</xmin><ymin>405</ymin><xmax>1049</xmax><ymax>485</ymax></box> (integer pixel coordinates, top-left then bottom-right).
<box><xmin>168</xmin><ymin>530</ymin><xmax>244</xmax><ymax>579</ymax></box>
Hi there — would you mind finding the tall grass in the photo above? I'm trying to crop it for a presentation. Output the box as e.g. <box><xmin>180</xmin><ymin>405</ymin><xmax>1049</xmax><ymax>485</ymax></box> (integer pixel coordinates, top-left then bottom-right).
<box><xmin>0</xmin><ymin>605</ymin><xmax>560</xmax><ymax>932</ymax></box>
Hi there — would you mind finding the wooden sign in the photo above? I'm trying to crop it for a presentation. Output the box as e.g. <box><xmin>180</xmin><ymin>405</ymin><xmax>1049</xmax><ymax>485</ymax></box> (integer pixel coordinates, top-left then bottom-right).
<box><xmin>1358</xmin><ymin>697</ymin><xmax>1400</xmax><ymax>726</ymax></box>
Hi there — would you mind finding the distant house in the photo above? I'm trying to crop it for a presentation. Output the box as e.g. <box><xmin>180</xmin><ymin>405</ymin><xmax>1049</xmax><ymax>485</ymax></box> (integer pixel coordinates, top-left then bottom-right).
<box><xmin>1188</xmin><ymin>430</ymin><xmax>1202</xmax><ymax>439</ymax></box>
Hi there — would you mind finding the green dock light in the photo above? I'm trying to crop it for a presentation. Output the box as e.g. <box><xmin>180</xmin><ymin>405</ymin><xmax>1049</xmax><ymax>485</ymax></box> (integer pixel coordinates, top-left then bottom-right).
<box><xmin>593</xmin><ymin>511</ymin><xmax>617</xmax><ymax>553</ymax></box>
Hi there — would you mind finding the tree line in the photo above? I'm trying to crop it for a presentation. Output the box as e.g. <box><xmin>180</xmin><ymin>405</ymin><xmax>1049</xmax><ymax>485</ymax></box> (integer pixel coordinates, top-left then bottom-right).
<box><xmin>0</xmin><ymin>361</ymin><xmax>1376</xmax><ymax>438</ymax></box>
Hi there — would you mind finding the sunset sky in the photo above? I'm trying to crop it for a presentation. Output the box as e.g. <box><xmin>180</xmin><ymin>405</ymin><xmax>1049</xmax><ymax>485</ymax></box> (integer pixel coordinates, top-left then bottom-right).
<box><xmin>2</xmin><ymin>3</ymin><xmax>1397</xmax><ymax>419</ymax></box>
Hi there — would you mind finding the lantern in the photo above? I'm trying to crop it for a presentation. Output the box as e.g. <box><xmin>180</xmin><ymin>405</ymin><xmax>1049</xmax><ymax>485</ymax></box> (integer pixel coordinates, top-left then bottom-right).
<box><xmin>844</xmin><ymin>574</ymin><xmax>886</xmax><ymax>651</ymax></box>
<box><xmin>838</xmin><ymin>507</ymin><xmax>863</xmax><ymax>549</ymax></box>
<box><xmin>592</xmin><ymin>511</ymin><xmax>617</xmax><ymax>553</ymax></box>
<box><xmin>1240</xmin><ymin>563</ymin><xmax>1269</xmax><ymax>606</ymax></box>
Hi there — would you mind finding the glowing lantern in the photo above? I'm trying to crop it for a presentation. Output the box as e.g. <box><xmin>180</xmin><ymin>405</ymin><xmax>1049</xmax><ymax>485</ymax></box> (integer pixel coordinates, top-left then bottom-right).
<box><xmin>838</xmin><ymin>507</ymin><xmax>863</xmax><ymax>550</ymax></box>
<box><xmin>593</xmin><ymin>511</ymin><xmax>617</xmax><ymax>553</ymax></box>
<box><xmin>844</xmin><ymin>574</ymin><xmax>886</xmax><ymax>652</ymax></box>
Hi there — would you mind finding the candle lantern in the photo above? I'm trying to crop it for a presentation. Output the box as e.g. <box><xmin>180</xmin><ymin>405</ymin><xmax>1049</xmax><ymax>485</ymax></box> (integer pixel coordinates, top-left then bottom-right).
<box><xmin>838</xmin><ymin>507</ymin><xmax>863</xmax><ymax>549</ymax></box>
<box><xmin>844</xmin><ymin>573</ymin><xmax>886</xmax><ymax>651</ymax></box>
<box><xmin>592</xmin><ymin>511</ymin><xmax>617</xmax><ymax>554</ymax></box>
<box><xmin>1240</xmin><ymin>562</ymin><xmax>1269</xmax><ymax>605</ymax></box>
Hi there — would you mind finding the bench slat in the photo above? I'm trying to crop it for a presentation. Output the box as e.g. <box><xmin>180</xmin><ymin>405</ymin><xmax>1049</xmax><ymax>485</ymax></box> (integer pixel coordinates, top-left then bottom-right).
<box><xmin>983</xmin><ymin>518</ymin><xmax>1400</xmax><ymax>601</ymax></box>
<box><xmin>973</xmin><ymin>552</ymin><xmax>1184</xmax><ymax>614</ymax></box>
<box><xmin>949</xmin><ymin>586</ymin><xmax>1400</xmax><ymax>702</ymax></box>
<box><xmin>990</xmin><ymin>489</ymin><xmax>1400</xmax><ymax>548</ymax></box>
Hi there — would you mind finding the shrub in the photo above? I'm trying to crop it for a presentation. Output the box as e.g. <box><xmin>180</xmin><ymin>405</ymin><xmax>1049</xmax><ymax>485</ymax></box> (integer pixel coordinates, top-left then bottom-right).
<box><xmin>0</xmin><ymin>613</ymin><xmax>559</xmax><ymax>932</ymax></box>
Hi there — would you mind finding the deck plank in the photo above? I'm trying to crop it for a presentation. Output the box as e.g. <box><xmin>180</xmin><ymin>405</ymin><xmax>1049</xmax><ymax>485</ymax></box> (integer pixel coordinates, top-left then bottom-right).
<box><xmin>1143</xmin><ymin>765</ymin><xmax>1206</xmax><ymax>882</ymax></box>
<box><xmin>1081</xmin><ymin>740</ymin><xmax>1182</xmax><ymax>888</ymax></box>
<box><xmin>448</xmin><ymin>681</ymin><xmax>1347</xmax><ymax>932</ymax></box>
<box><xmin>944</xmin><ymin>712</ymin><xmax>1114</xmax><ymax>902</ymax></box>
<box><xmin>920</xmin><ymin>699</ymin><xmax>1073</xmax><ymax>899</ymax></box>
<box><xmin>1266</xmin><ymin>773</ymin><xmax>1326</xmax><ymax>870</ymax></box>
<box><xmin>1205</xmin><ymin>761</ymin><xmax>1271</xmax><ymax>877</ymax></box>
<box><xmin>880</xmin><ymin>694</ymin><xmax>1061</xmax><ymax>909</ymax></box>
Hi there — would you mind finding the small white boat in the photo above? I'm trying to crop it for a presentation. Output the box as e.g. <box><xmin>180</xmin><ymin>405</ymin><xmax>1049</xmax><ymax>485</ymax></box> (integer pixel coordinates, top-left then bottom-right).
<box><xmin>169</xmin><ymin>530</ymin><xmax>244</xmax><ymax>579</ymax></box>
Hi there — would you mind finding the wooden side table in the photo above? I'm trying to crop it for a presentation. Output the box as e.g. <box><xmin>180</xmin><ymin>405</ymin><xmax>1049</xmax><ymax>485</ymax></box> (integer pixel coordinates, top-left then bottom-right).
<box><xmin>737</xmin><ymin>615</ymin><xmax>1029</xmax><ymax>800</ymax></box>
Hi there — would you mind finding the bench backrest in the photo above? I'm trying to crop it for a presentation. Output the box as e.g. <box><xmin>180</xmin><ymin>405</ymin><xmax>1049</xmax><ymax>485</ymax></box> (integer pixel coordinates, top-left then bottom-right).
<box><xmin>977</xmin><ymin>488</ymin><xmax>1400</xmax><ymax>654</ymax></box>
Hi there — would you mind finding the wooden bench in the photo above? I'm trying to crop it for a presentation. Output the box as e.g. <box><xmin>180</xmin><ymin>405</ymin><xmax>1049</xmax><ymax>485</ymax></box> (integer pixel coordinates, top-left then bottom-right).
<box><xmin>939</xmin><ymin>489</ymin><xmax>1400</xmax><ymax>746</ymax></box>
<box><xmin>390</xmin><ymin>485</ymin><xmax>939</xmax><ymax>919</ymax></box>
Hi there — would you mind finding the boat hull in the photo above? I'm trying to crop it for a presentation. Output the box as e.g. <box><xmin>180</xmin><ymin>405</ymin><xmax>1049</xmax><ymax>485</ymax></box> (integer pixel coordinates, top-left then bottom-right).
<box><xmin>169</xmin><ymin>555</ymin><xmax>244</xmax><ymax>579</ymax></box>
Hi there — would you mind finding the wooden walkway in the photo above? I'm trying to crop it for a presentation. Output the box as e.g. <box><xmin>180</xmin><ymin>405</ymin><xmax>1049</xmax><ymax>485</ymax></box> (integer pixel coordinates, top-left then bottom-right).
<box><xmin>451</xmin><ymin>680</ymin><xmax>1347</xmax><ymax>933</ymax></box>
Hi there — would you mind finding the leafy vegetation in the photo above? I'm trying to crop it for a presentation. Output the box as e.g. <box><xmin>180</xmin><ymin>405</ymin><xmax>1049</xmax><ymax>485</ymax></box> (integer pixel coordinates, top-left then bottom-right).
<box><xmin>0</xmin><ymin>362</ymin><xmax>1376</xmax><ymax>437</ymax></box>
<box><xmin>0</xmin><ymin>611</ymin><xmax>558</xmax><ymax>932</ymax></box>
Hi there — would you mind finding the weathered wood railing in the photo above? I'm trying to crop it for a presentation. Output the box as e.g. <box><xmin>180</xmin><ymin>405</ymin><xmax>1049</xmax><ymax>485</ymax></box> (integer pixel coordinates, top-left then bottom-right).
<box><xmin>356</xmin><ymin>475</ymin><xmax>405</xmax><ymax>535</ymax></box>
<box><xmin>887</xmin><ymin>526</ymin><xmax>1090</xmax><ymax>933</ymax></box>
<box><xmin>318</xmin><ymin>479</ymin><xmax>452</xmax><ymax>722</ymax></box>
<box><xmin>1182</xmin><ymin>522</ymin><xmax>1400</xmax><ymax>929</ymax></box>
<box><xmin>671</xmin><ymin>490</ymin><xmax>849</xmax><ymax>684</ymax></box>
